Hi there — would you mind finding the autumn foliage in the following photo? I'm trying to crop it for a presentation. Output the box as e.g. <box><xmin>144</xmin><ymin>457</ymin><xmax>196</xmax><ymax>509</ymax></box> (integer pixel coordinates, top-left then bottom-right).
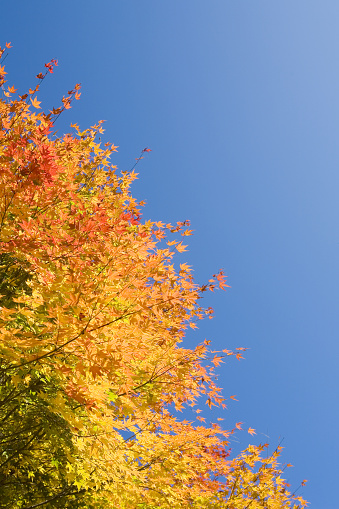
<box><xmin>0</xmin><ymin>44</ymin><xmax>307</xmax><ymax>508</ymax></box>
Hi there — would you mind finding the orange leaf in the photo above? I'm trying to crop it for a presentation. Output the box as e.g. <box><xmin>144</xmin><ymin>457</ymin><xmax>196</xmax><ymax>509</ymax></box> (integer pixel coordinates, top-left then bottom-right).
<box><xmin>176</xmin><ymin>242</ymin><xmax>188</xmax><ymax>253</ymax></box>
<box><xmin>222</xmin><ymin>349</ymin><xmax>233</xmax><ymax>356</ymax></box>
<box><xmin>30</xmin><ymin>97</ymin><xmax>41</xmax><ymax>109</ymax></box>
<box><xmin>214</xmin><ymin>269</ymin><xmax>230</xmax><ymax>290</ymax></box>
<box><xmin>211</xmin><ymin>355</ymin><xmax>223</xmax><ymax>367</ymax></box>
<box><xmin>248</xmin><ymin>427</ymin><xmax>256</xmax><ymax>436</ymax></box>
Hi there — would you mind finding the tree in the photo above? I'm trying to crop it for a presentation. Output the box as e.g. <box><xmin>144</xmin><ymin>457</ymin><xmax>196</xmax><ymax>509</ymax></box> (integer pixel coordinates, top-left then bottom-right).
<box><xmin>0</xmin><ymin>44</ymin><xmax>307</xmax><ymax>508</ymax></box>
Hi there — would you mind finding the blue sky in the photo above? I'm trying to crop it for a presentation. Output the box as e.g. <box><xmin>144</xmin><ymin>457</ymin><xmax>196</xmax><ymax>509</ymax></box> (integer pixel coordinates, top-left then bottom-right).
<box><xmin>2</xmin><ymin>1</ymin><xmax>338</xmax><ymax>507</ymax></box>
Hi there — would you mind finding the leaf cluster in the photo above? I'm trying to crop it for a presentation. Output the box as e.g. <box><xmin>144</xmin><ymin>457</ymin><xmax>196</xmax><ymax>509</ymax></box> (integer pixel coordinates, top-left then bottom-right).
<box><xmin>0</xmin><ymin>45</ymin><xmax>307</xmax><ymax>509</ymax></box>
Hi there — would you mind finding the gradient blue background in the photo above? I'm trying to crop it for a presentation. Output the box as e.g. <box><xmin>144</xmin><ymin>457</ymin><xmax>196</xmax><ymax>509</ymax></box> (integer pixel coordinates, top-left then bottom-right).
<box><xmin>2</xmin><ymin>1</ymin><xmax>338</xmax><ymax>507</ymax></box>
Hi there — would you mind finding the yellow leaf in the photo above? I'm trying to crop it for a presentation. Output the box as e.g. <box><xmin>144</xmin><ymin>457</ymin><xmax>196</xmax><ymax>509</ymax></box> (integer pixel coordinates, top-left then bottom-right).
<box><xmin>11</xmin><ymin>375</ymin><xmax>21</xmax><ymax>387</ymax></box>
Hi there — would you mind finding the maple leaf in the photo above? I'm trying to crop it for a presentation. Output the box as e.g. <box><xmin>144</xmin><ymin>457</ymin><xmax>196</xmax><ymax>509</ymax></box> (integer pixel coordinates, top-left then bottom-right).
<box><xmin>213</xmin><ymin>269</ymin><xmax>230</xmax><ymax>290</ymax></box>
<box><xmin>181</xmin><ymin>229</ymin><xmax>193</xmax><ymax>236</ymax></box>
<box><xmin>30</xmin><ymin>97</ymin><xmax>41</xmax><ymax>109</ymax></box>
<box><xmin>211</xmin><ymin>355</ymin><xmax>223</xmax><ymax>366</ymax></box>
<box><xmin>62</xmin><ymin>97</ymin><xmax>72</xmax><ymax>109</ymax></box>
<box><xmin>176</xmin><ymin>242</ymin><xmax>188</xmax><ymax>253</ymax></box>
<box><xmin>222</xmin><ymin>348</ymin><xmax>233</xmax><ymax>355</ymax></box>
<box><xmin>247</xmin><ymin>427</ymin><xmax>256</xmax><ymax>435</ymax></box>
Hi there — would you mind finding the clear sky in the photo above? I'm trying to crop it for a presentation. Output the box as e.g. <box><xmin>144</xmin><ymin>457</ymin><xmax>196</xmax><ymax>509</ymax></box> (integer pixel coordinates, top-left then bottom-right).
<box><xmin>2</xmin><ymin>1</ymin><xmax>338</xmax><ymax>507</ymax></box>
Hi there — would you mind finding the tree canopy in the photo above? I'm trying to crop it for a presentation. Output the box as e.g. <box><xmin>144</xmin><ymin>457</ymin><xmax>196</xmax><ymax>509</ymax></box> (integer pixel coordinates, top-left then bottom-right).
<box><xmin>0</xmin><ymin>44</ymin><xmax>307</xmax><ymax>508</ymax></box>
